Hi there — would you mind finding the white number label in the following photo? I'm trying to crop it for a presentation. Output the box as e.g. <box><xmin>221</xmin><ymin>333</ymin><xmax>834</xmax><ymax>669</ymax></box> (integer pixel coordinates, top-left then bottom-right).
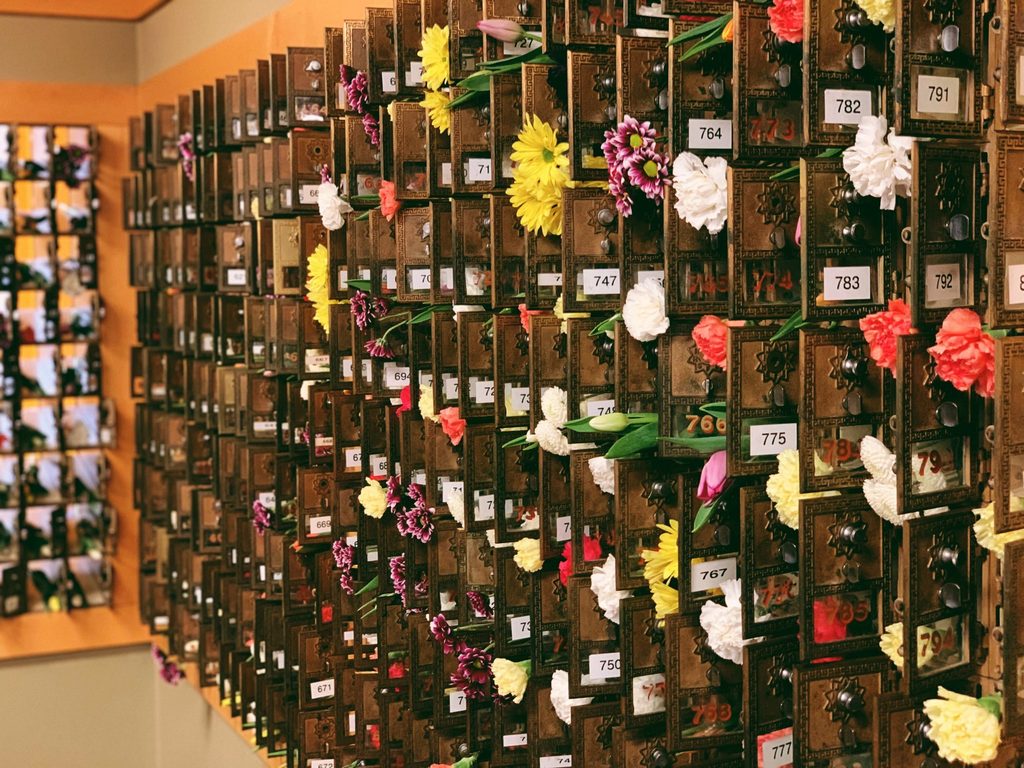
<box><xmin>381</xmin><ymin>71</ymin><xmax>398</xmax><ymax>93</ymax></box>
<box><xmin>225</xmin><ymin>268</ymin><xmax>247</xmax><ymax>286</ymax></box>
<box><xmin>586</xmin><ymin>399</ymin><xmax>616</xmax><ymax>417</ymax></box>
<box><xmin>823</xmin><ymin>89</ymin><xmax>872</xmax><ymax>125</ymax></box>
<box><xmin>538</xmin><ymin>272</ymin><xmax>563</xmax><ymax>287</ymax></box>
<box><xmin>761</xmin><ymin>729</ymin><xmax>794</xmax><ymax>768</ymax></box>
<box><xmin>556</xmin><ymin>515</ymin><xmax>572</xmax><ymax>542</ymax></box>
<box><xmin>823</xmin><ymin>266</ymin><xmax>872</xmax><ymax>301</ymax></box>
<box><xmin>383</xmin><ymin>363</ymin><xmax>410</xmax><ymax>390</ymax></box>
<box><xmin>441</xmin><ymin>162</ymin><xmax>452</xmax><ymax>186</ymax></box>
<box><xmin>1008</xmin><ymin>264</ymin><xmax>1024</xmax><ymax>305</ymax></box>
<box><xmin>310</xmin><ymin>679</ymin><xmax>335</xmax><ymax>699</ymax></box>
<box><xmin>309</xmin><ymin>760</ymin><xmax>335</xmax><ymax>768</ymax></box>
<box><xmin>444</xmin><ymin>376</ymin><xmax>460</xmax><ymax>400</ymax></box>
<box><xmin>637</xmin><ymin>269</ymin><xmax>665</xmax><ymax>286</ymax></box>
<box><xmin>502</xmin><ymin>35</ymin><xmax>541</xmax><ymax>55</ymax></box>
<box><xmin>308</xmin><ymin>516</ymin><xmax>332</xmax><ymax>535</ymax></box>
<box><xmin>502</xmin><ymin>733</ymin><xmax>528</xmax><ymax>748</ymax></box>
<box><xmin>344</xmin><ymin>447</ymin><xmax>362</xmax><ymax>469</ymax></box>
<box><xmin>690</xmin><ymin>556</ymin><xmax>738</xmax><ymax>593</ymax></box>
<box><xmin>409</xmin><ymin>268</ymin><xmax>431</xmax><ymax>289</ymax></box>
<box><xmin>475</xmin><ymin>493</ymin><xmax>496</xmax><ymax>521</ymax></box>
<box><xmin>917</xmin><ymin>74</ymin><xmax>960</xmax><ymax>115</ymax></box>
<box><xmin>509</xmin><ymin>615</ymin><xmax>532</xmax><ymax>641</ymax></box>
<box><xmin>370</xmin><ymin>454</ymin><xmax>388</xmax><ymax>476</ymax></box>
<box><xmin>341</xmin><ymin>356</ymin><xmax>353</xmax><ymax>379</ymax></box>
<box><xmin>441</xmin><ymin>481</ymin><xmax>463</xmax><ymax>502</ymax></box>
<box><xmin>449</xmin><ymin>690</ymin><xmax>467</xmax><ymax>712</ymax></box>
<box><xmin>298</xmin><ymin>184</ymin><xmax>319</xmax><ymax>205</ymax></box>
<box><xmin>382</xmin><ymin>268</ymin><xmax>397</xmax><ymax>291</ymax></box>
<box><xmin>474</xmin><ymin>380</ymin><xmax>495</xmax><ymax>404</ymax></box>
<box><xmin>538</xmin><ymin>757</ymin><xmax>572</xmax><ymax>768</ymax></box>
<box><xmin>466</xmin><ymin>158</ymin><xmax>493</xmax><ymax>183</ymax></box>
<box><xmin>439</xmin><ymin>267</ymin><xmax>454</xmax><ymax>291</ymax></box>
<box><xmin>687</xmin><ymin>118</ymin><xmax>732</xmax><ymax>149</ymax></box>
<box><xmin>508</xmin><ymin>386</ymin><xmax>530</xmax><ymax>412</ymax></box>
<box><xmin>582</xmin><ymin>268</ymin><xmax>620</xmax><ymax>295</ymax></box>
<box><xmin>749</xmin><ymin>423</ymin><xmax>797</xmax><ymax>456</ymax></box>
<box><xmin>925</xmin><ymin>263</ymin><xmax>961</xmax><ymax>302</ymax></box>
<box><xmin>405</xmin><ymin>61</ymin><xmax>424</xmax><ymax>86</ymax></box>
<box><xmin>588</xmin><ymin>652</ymin><xmax>621</xmax><ymax>679</ymax></box>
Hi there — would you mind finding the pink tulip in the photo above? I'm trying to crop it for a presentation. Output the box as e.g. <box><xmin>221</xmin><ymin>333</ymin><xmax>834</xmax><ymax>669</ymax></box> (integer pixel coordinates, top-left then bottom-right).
<box><xmin>697</xmin><ymin>450</ymin><xmax>728</xmax><ymax>502</ymax></box>
<box><xmin>794</xmin><ymin>215</ymin><xmax>802</xmax><ymax>246</ymax></box>
<box><xmin>476</xmin><ymin>19</ymin><xmax>527</xmax><ymax>43</ymax></box>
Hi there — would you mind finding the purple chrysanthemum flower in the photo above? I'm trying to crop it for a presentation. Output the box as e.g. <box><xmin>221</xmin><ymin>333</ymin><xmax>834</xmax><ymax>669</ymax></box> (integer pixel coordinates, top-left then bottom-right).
<box><xmin>450</xmin><ymin>646</ymin><xmax>494</xmax><ymax>700</ymax></box>
<box><xmin>407</xmin><ymin>482</ymin><xmax>424</xmax><ymax>502</ymax></box>
<box><xmin>389</xmin><ymin>554</ymin><xmax>407</xmax><ymax>596</ymax></box>
<box><xmin>362</xmin><ymin>112</ymin><xmax>380</xmax><ymax>147</ymax></box>
<box><xmin>177</xmin><ymin>132</ymin><xmax>195</xmax><ymax>183</ymax></box>
<box><xmin>372</xmin><ymin>296</ymin><xmax>391</xmax><ymax>319</ymax></box>
<box><xmin>466</xmin><ymin>590</ymin><xmax>494</xmax><ymax>620</ymax></box>
<box><xmin>397</xmin><ymin>498</ymin><xmax>435</xmax><ymax>543</ymax></box>
<box><xmin>429</xmin><ymin>613</ymin><xmax>465</xmax><ymax>655</ymax></box>
<box><xmin>332</xmin><ymin>539</ymin><xmax>357</xmax><ymax>594</ymax></box>
<box><xmin>414</xmin><ymin>571</ymin><xmax>429</xmax><ymax>597</ymax></box>
<box><xmin>351</xmin><ymin>290</ymin><xmax>372</xmax><ymax>330</ymax></box>
<box><xmin>344</xmin><ymin>69</ymin><xmax>369</xmax><ymax>115</ymax></box>
<box><xmin>608</xmin><ymin>164</ymin><xmax>633</xmax><ymax>217</ymax></box>
<box><xmin>601</xmin><ymin>115</ymin><xmax>658</xmax><ymax>166</ymax></box>
<box><xmin>364</xmin><ymin>338</ymin><xmax>394</xmax><ymax>359</ymax></box>
<box><xmin>252</xmin><ymin>500</ymin><xmax>271</xmax><ymax>535</ymax></box>
<box><xmin>625</xmin><ymin>145</ymin><xmax>670</xmax><ymax>203</ymax></box>
<box><xmin>385</xmin><ymin>474</ymin><xmax>404</xmax><ymax>510</ymax></box>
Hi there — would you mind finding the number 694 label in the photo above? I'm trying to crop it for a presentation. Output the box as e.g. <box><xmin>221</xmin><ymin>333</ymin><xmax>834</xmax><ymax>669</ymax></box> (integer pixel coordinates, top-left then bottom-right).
<box><xmin>823</xmin><ymin>266</ymin><xmax>871</xmax><ymax>302</ymax></box>
<box><xmin>749</xmin><ymin>423</ymin><xmax>797</xmax><ymax>456</ymax></box>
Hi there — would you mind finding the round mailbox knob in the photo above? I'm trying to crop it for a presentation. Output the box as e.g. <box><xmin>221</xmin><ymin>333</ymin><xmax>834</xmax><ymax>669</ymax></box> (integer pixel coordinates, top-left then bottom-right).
<box><xmin>597</xmin><ymin>207</ymin><xmax>616</xmax><ymax>227</ymax></box>
<box><xmin>936</xmin><ymin>545</ymin><xmax>960</xmax><ymax>567</ymax></box>
<box><xmin>935</xmin><ymin>400</ymin><xmax>959</xmax><ymax>427</ymax></box>
<box><xmin>712</xmin><ymin>523</ymin><xmax>731</xmax><ymax>547</ymax></box>
<box><xmin>842</xmin><ymin>220</ymin><xmax>866</xmax><ymax>242</ymax></box>
<box><xmin>649</xmin><ymin>746</ymin><xmax>672</xmax><ymax>768</ymax></box>
<box><xmin>845</xmin><ymin>9</ymin><xmax>869</xmax><ymax>28</ymax></box>
<box><xmin>946</xmin><ymin>213</ymin><xmax>970</xmax><ymax>241</ymax></box>
<box><xmin>517</xmin><ymin>0</ymin><xmax>530</xmax><ymax>13</ymax></box>
<box><xmin>305</xmin><ymin>60</ymin><xmax>322</xmax><ymax>73</ymax></box>
<box><xmin>837</xmin><ymin>688</ymin><xmax>864</xmax><ymax>713</ymax></box>
<box><xmin>651</xmin><ymin>61</ymin><xmax>667</xmax><ymax>78</ymax></box>
<box><xmin>600</xmin><ymin>75</ymin><xmax>615</xmax><ymax>91</ymax></box>
<box><xmin>839</xmin><ymin>521</ymin><xmax>868</xmax><ymax>547</ymax></box>
<box><xmin>778</xmin><ymin>540</ymin><xmax>798</xmax><ymax>565</ymax></box>
<box><xmin>841</xmin><ymin>356</ymin><xmax>867</xmax><ymax>381</ymax></box>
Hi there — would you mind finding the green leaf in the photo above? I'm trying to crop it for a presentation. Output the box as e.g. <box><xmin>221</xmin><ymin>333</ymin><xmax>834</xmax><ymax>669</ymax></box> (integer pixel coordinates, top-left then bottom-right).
<box><xmin>977</xmin><ymin>694</ymin><xmax>1003</xmax><ymax>719</ymax></box>
<box><xmin>589</xmin><ymin>312</ymin><xmax>622</xmax><ymax>337</ymax></box>
<box><xmin>345</xmin><ymin>279</ymin><xmax>372</xmax><ymax>292</ymax></box>
<box><xmin>355</xmin><ymin>210</ymin><xmax>372</xmax><ymax>221</ymax></box>
<box><xmin>447</xmin><ymin>88</ymin><xmax>489</xmax><ymax>110</ymax></box>
<box><xmin>478</xmin><ymin>46</ymin><xmax>548</xmax><ymax>70</ymax></box>
<box><xmin>692</xmin><ymin>498</ymin><xmax>719</xmax><ymax>533</ymax></box>
<box><xmin>457</xmin><ymin>71</ymin><xmax>496</xmax><ymax>91</ymax></box>
<box><xmin>770</xmin><ymin>309</ymin><xmax>808</xmax><ymax>342</ymax></box>
<box><xmin>501</xmin><ymin>433</ymin><xmax>531</xmax><ymax>448</ymax></box>
<box><xmin>604</xmin><ymin>422</ymin><xmax>659</xmax><ymax>460</ymax></box>
<box><xmin>660</xmin><ymin>434</ymin><xmax>727</xmax><ymax>454</ymax></box>
<box><xmin>409</xmin><ymin>304</ymin><xmax>447</xmax><ymax>324</ymax></box>
<box><xmin>680</xmin><ymin>34</ymin><xmax>728</xmax><ymax>63</ymax></box>
<box><xmin>769</xmin><ymin>165</ymin><xmax>800</xmax><ymax>181</ymax></box>
<box><xmin>667</xmin><ymin>13</ymin><xmax>732</xmax><ymax>46</ymax></box>
<box><xmin>698</xmin><ymin>402</ymin><xmax>727</xmax><ymax>417</ymax></box>
<box><xmin>354</xmin><ymin>575</ymin><xmax>379</xmax><ymax>596</ymax></box>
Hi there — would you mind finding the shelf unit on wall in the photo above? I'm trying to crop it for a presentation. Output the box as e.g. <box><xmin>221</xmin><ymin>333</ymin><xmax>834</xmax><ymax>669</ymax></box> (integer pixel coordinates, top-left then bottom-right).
<box><xmin>0</xmin><ymin>123</ymin><xmax>117</xmax><ymax>616</ymax></box>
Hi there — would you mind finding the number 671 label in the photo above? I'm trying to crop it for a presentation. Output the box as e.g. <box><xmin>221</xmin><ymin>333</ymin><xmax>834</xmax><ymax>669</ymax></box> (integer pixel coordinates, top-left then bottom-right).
<box><xmin>749</xmin><ymin>423</ymin><xmax>797</xmax><ymax>456</ymax></box>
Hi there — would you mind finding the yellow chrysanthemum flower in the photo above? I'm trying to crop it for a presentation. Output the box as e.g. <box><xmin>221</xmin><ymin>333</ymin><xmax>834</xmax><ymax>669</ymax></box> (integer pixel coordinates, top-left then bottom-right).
<box><xmin>650</xmin><ymin>580</ymin><xmax>680</xmax><ymax>620</ymax></box>
<box><xmin>421</xmin><ymin>90</ymin><xmax>451</xmax><ymax>134</ymax></box>
<box><xmin>418</xmin><ymin>25</ymin><xmax>449</xmax><ymax>91</ymax></box>
<box><xmin>508</xmin><ymin>177</ymin><xmax>564</xmax><ymax>237</ymax></box>
<box><xmin>553</xmin><ymin>293</ymin><xmax>590</xmax><ymax>334</ymax></box>
<box><xmin>305</xmin><ymin>244</ymin><xmax>338</xmax><ymax>336</ymax></box>
<box><xmin>358</xmin><ymin>477</ymin><xmax>388</xmax><ymax>519</ymax></box>
<box><xmin>922</xmin><ymin>687</ymin><xmax>1002</xmax><ymax>765</ymax></box>
<box><xmin>641</xmin><ymin>520</ymin><xmax>679</xmax><ymax>583</ymax></box>
<box><xmin>973</xmin><ymin>501</ymin><xmax>1024</xmax><ymax>559</ymax></box>
<box><xmin>512</xmin><ymin>115</ymin><xmax>570</xmax><ymax>189</ymax></box>
<box><xmin>513</xmin><ymin>537</ymin><xmax>543</xmax><ymax>572</ymax></box>
<box><xmin>765</xmin><ymin>449</ymin><xmax>839</xmax><ymax>529</ymax></box>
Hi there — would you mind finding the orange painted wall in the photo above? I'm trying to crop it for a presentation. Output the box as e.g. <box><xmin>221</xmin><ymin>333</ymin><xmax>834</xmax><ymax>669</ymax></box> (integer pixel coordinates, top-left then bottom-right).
<box><xmin>0</xmin><ymin>0</ymin><xmax>387</xmax><ymax>659</ymax></box>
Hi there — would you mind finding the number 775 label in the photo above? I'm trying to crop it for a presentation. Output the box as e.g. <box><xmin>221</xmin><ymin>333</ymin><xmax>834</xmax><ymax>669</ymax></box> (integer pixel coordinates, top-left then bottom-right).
<box><xmin>749</xmin><ymin>423</ymin><xmax>797</xmax><ymax>456</ymax></box>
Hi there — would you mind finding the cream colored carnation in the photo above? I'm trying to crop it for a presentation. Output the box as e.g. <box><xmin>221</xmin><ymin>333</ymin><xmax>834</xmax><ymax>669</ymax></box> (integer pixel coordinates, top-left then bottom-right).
<box><xmin>765</xmin><ymin>449</ymin><xmax>838</xmax><ymax>529</ymax></box>
<box><xmin>923</xmin><ymin>687</ymin><xmax>1002</xmax><ymax>765</ymax></box>
<box><xmin>857</xmin><ymin>0</ymin><xmax>895</xmax><ymax>32</ymax></box>
<box><xmin>491</xmin><ymin>658</ymin><xmax>530</xmax><ymax>704</ymax></box>
<box><xmin>973</xmin><ymin>501</ymin><xmax>1024</xmax><ymax>559</ymax></box>
<box><xmin>358</xmin><ymin>477</ymin><xmax>388</xmax><ymax>519</ymax></box>
<box><xmin>513</xmin><ymin>537</ymin><xmax>543</xmax><ymax>572</ymax></box>
<box><xmin>879</xmin><ymin>621</ymin><xmax>903</xmax><ymax>669</ymax></box>
<box><xmin>419</xmin><ymin>387</ymin><xmax>439</xmax><ymax>423</ymax></box>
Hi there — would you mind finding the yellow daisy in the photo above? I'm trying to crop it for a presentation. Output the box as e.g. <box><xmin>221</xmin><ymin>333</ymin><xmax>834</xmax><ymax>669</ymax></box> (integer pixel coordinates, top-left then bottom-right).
<box><xmin>305</xmin><ymin>244</ymin><xmax>337</xmax><ymax>335</ymax></box>
<box><xmin>507</xmin><ymin>177</ymin><xmax>564</xmax><ymax>237</ymax></box>
<box><xmin>418</xmin><ymin>25</ymin><xmax>449</xmax><ymax>91</ymax></box>
<box><xmin>512</xmin><ymin>114</ymin><xmax>569</xmax><ymax>189</ymax></box>
<box><xmin>650</xmin><ymin>580</ymin><xmax>680</xmax><ymax>620</ymax></box>
<box><xmin>421</xmin><ymin>90</ymin><xmax>451</xmax><ymax>134</ymax></box>
<box><xmin>641</xmin><ymin>520</ymin><xmax>679</xmax><ymax>583</ymax></box>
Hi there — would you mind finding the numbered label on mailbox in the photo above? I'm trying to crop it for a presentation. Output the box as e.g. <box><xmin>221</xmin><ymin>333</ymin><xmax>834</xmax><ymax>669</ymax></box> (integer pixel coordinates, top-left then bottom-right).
<box><xmin>688</xmin><ymin>118</ymin><xmax>732</xmax><ymax>150</ymax></box>
<box><xmin>556</xmin><ymin>515</ymin><xmax>572</xmax><ymax>541</ymax></box>
<box><xmin>925</xmin><ymin>264</ymin><xmax>961</xmax><ymax>302</ymax></box>
<box><xmin>582</xmin><ymin>269</ymin><xmax>620</xmax><ymax>295</ymax></box>
<box><xmin>1008</xmin><ymin>264</ymin><xmax>1024</xmax><ymax>305</ymax></box>
<box><xmin>588</xmin><ymin>652</ymin><xmax>621</xmax><ymax>679</ymax></box>
<box><xmin>917</xmin><ymin>75</ymin><xmax>960</xmax><ymax>115</ymax></box>
<box><xmin>760</xmin><ymin>728</ymin><xmax>794</xmax><ymax>768</ymax></box>
<box><xmin>823</xmin><ymin>266</ymin><xmax>872</xmax><ymax>301</ymax></box>
<box><xmin>823</xmin><ymin>89</ymin><xmax>872</xmax><ymax>125</ymax></box>
<box><xmin>310</xmin><ymin>679</ymin><xmax>335</xmax><ymax>699</ymax></box>
<box><xmin>308</xmin><ymin>516</ymin><xmax>332</xmax><ymax>535</ymax></box>
<box><xmin>449</xmin><ymin>689</ymin><xmax>467</xmax><ymax>712</ymax></box>
<box><xmin>381</xmin><ymin>71</ymin><xmax>398</xmax><ymax>93</ymax></box>
<box><xmin>750</xmin><ymin>423</ymin><xmax>797</xmax><ymax>456</ymax></box>
<box><xmin>510</xmin><ymin>615</ymin><xmax>532</xmax><ymax>642</ymax></box>
<box><xmin>465</xmin><ymin>158</ymin><xmax>492</xmax><ymax>183</ymax></box>
<box><xmin>690</xmin><ymin>556</ymin><xmax>737</xmax><ymax>592</ymax></box>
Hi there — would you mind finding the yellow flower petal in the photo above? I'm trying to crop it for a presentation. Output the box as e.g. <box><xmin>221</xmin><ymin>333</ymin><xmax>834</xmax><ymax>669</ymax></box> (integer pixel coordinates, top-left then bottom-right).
<box><xmin>417</xmin><ymin>25</ymin><xmax>450</xmax><ymax>91</ymax></box>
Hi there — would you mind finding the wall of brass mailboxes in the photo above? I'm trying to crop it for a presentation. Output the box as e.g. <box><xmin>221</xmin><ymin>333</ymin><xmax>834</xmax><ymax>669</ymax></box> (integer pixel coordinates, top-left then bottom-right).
<box><xmin>0</xmin><ymin>124</ymin><xmax>115</xmax><ymax>617</ymax></box>
<box><xmin>28</xmin><ymin>0</ymin><xmax>1024</xmax><ymax>766</ymax></box>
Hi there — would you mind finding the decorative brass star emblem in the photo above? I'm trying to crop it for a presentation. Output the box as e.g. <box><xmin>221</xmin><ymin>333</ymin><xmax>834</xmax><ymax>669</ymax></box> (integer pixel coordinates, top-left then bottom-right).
<box><xmin>757</xmin><ymin>182</ymin><xmax>797</xmax><ymax>227</ymax></box>
<box><xmin>756</xmin><ymin>340</ymin><xmax>797</xmax><ymax>385</ymax></box>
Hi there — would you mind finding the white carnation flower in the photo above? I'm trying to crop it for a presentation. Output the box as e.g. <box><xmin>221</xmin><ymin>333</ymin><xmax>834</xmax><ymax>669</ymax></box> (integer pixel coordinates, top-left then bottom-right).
<box><xmin>860</xmin><ymin>435</ymin><xmax>947</xmax><ymax>524</ymax></box>
<box><xmin>841</xmin><ymin>115</ymin><xmax>913</xmax><ymax>210</ymax></box>
<box><xmin>698</xmin><ymin>578</ymin><xmax>745</xmax><ymax>665</ymax></box>
<box><xmin>535</xmin><ymin>419</ymin><xmax>569</xmax><ymax>456</ymax></box>
<box><xmin>299</xmin><ymin>380</ymin><xmax>313</xmax><ymax>401</ymax></box>
<box><xmin>589</xmin><ymin>555</ymin><xmax>630</xmax><ymax>624</ymax></box>
<box><xmin>447</xmin><ymin>488</ymin><xmax>465</xmax><ymax>528</ymax></box>
<box><xmin>317</xmin><ymin>181</ymin><xmax>353</xmax><ymax>231</ymax></box>
<box><xmin>671</xmin><ymin>152</ymin><xmax>728</xmax><ymax>235</ymax></box>
<box><xmin>541</xmin><ymin>386</ymin><xmax>568</xmax><ymax>428</ymax></box>
<box><xmin>622</xmin><ymin>279</ymin><xmax>669</xmax><ymax>343</ymax></box>
<box><xmin>549</xmin><ymin>670</ymin><xmax>593</xmax><ymax>725</ymax></box>
<box><xmin>588</xmin><ymin>456</ymin><xmax>616</xmax><ymax>495</ymax></box>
